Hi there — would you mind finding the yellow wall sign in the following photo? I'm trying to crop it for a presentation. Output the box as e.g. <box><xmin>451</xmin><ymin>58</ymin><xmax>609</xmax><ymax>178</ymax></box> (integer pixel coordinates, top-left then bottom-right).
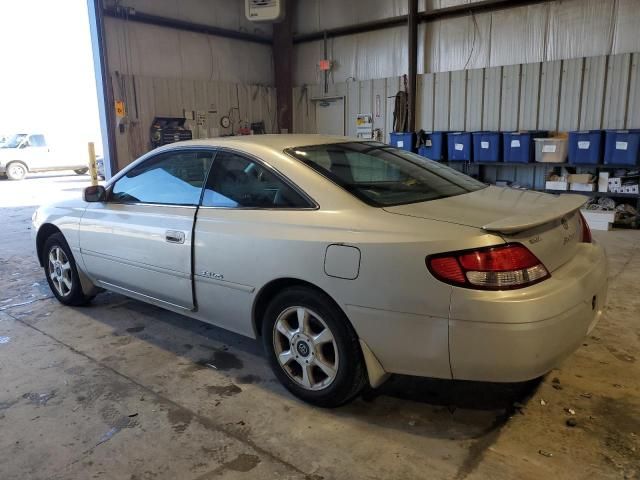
<box><xmin>115</xmin><ymin>100</ymin><xmax>126</xmax><ymax>118</ymax></box>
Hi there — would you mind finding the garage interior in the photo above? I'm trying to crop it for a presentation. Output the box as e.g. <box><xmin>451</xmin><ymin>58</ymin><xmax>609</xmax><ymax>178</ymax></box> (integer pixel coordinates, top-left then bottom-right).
<box><xmin>1</xmin><ymin>0</ymin><xmax>640</xmax><ymax>479</ymax></box>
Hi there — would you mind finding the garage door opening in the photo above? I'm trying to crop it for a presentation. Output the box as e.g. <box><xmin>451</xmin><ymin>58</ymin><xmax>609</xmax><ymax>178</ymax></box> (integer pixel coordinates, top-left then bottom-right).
<box><xmin>0</xmin><ymin>0</ymin><xmax>103</xmax><ymax>190</ymax></box>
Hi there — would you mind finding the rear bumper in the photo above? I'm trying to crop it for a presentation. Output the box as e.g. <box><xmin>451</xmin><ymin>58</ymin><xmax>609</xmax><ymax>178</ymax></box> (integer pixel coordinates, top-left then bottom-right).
<box><xmin>448</xmin><ymin>241</ymin><xmax>608</xmax><ymax>382</ymax></box>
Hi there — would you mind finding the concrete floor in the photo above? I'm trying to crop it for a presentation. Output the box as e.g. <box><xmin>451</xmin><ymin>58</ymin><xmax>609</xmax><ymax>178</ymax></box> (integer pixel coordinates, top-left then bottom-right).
<box><xmin>1</xmin><ymin>173</ymin><xmax>639</xmax><ymax>480</ymax></box>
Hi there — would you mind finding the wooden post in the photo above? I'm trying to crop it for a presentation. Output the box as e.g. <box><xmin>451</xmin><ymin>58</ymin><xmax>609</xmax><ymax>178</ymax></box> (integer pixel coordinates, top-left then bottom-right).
<box><xmin>88</xmin><ymin>142</ymin><xmax>98</xmax><ymax>186</ymax></box>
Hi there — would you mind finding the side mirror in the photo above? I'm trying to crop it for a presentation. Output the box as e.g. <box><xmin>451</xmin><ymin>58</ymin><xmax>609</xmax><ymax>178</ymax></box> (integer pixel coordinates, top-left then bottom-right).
<box><xmin>83</xmin><ymin>185</ymin><xmax>106</xmax><ymax>202</ymax></box>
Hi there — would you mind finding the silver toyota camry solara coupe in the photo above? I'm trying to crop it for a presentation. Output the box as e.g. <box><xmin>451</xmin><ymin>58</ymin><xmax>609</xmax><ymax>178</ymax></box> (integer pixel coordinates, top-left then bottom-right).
<box><xmin>32</xmin><ymin>135</ymin><xmax>607</xmax><ymax>407</ymax></box>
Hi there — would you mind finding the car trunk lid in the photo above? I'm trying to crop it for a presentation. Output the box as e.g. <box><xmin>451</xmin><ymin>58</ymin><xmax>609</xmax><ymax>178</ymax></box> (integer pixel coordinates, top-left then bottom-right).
<box><xmin>383</xmin><ymin>186</ymin><xmax>587</xmax><ymax>272</ymax></box>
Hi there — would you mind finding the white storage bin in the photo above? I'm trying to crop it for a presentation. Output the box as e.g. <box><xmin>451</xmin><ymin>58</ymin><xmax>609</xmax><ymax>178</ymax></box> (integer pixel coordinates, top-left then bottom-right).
<box><xmin>545</xmin><ymin>180</ymin><xmax>569</xmax><ymax>190</ymax></box>
<box><xmin>570</xmin><ymin>183</ymin><xmax>596</xmax><ymax>192</ymax></box>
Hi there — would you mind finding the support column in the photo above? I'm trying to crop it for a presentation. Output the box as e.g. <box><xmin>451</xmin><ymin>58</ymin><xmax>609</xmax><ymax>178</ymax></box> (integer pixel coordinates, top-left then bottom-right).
<box><xmin>87</xmin><ymin>0</ymin><xmax>117</xmax><ymax>177</ymax></box>
<box><xmin>273</xmin><ymin>1</ymin><xmax>295</xmax><ymax>133</ymax></box>
<box><xmin>408</xmin><ymin>0</ymin><xmax>418</xmax><ymax>132</ymax></box>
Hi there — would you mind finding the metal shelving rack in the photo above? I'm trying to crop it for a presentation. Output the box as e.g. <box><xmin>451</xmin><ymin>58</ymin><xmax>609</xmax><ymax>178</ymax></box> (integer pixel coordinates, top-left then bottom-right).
<box><xmin>441</xmin><ymin>160</ymin><xmax>640</xmax><ymax>225</ymax></box>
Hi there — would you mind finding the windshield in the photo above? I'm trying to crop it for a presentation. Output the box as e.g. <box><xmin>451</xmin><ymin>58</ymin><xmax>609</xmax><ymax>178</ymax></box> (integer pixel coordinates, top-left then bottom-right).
<box><xmin>285</xmin><ymin>142</ymin><xmax>486</xmax><ymax>207</ymax></box>
<box><xmin>1</xmin><ymin>134</ymin><xmax>27</xmax><ymax>149</ymax></box>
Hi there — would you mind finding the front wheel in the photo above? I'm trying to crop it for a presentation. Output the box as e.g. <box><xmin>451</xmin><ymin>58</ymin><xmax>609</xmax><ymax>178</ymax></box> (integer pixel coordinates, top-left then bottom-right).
<box><xmin>6</xmin><ymin>162</ymin><xmax>27</xmax><ymax>180</ymax></box>
<box><xmin>262</xmin><ymin>287</ymin><xmax>367</xmax><ymax>407</ymax></box>
<box><xmin>74</xmin><ymin>168</ymin><xmax>88</xmax><ymax>175</ymax></box>
<box><xmin>43</xmin><ymin>233</ymin><xmax>93</xmax><ymax>306</ymax></box>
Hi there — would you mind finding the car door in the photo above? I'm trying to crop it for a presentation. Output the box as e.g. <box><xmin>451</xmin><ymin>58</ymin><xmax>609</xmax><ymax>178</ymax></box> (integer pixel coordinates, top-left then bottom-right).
<box><xmin>79</xmin><ymin>148</ymin><xmax>214</xmax><ymax>310</ymax></box>
<box><xmin>193</xmin><ymin>149</ymin><xmax>316</xmax><ymax>336</ymax></box>
<box><xmin>20</xmin><ymin>134</ymin><xmax>51</xmax><ymax>171</ymax></box>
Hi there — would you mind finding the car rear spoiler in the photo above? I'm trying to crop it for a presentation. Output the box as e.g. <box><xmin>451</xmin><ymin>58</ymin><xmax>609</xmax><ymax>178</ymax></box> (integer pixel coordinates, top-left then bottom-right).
<box><xmin>482</xmin><ymin>194</ymin><xmax>587</xmax><ymax>234</ymax></box>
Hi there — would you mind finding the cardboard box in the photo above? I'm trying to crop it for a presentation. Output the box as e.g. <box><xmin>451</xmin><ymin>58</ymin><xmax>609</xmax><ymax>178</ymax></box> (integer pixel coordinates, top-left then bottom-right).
<box><xmin>535</xmin><ymin>137</ymin><xmax>568</xmax><ymax>163</ymax></box>
<box><xmin>598</xmin><ymin>172</ymin><xmax>609</xmax><ymax>192</ymax></box>
<box><xmin>581</xmin><ymin>210</ymin><xmax>615</xmax><ymax>231</ymax></box>
<box><xmin>608</xmin><ymin>177</ymin><xmax>624</xmax><ymax>192</ymax></box>
<box><xmin>588</xmin><ymin>221</ymin><xmax>613</xmax><ymax>231</ymax></box>
<box><xmin>568</xmin><ymin>174</ymin><xmax>594</xmax><ymax>183</ymax></box>
<box><xmin>582</xmin><ymin>210</ymin><xmax>616</xmax><ymax>223</ymax></box>
<box><xmin>570</xmin><ymin>183</ymin><xmax>596</xmax><ymax>191</ymax></box>
<box><xmin>545</xmin><ymin>180</ymin><xmax>569</xmax><ymax>191</ymax></box>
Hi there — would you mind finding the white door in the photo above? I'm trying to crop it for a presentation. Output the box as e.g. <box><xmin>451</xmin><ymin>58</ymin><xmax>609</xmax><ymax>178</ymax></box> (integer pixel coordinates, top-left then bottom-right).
<box><xmin>315</xmin><ymin>99</ymin><xmax>345</xmax><ymax>136</ymax></box>
<box><xmin>79</xmin><ymin>149</ymin><xmax>214</xmax><ymax>310</ymax></box>
<box><xmin>21</xmin><ymin>134</ymin><xmax>52</xmax><ymax>171</ymax></box>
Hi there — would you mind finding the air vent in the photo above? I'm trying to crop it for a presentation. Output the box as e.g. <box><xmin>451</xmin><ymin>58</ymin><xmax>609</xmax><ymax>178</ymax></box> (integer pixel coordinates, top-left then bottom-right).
<box><xmin>245</xmin><ymin>0</ymin><xmax>285</xmax><ymax>22</ymax></box>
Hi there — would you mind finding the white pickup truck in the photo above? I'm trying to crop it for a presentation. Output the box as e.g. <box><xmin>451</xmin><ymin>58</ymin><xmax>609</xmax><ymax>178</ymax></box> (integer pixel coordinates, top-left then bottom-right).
<box><xmin>0</xmin><ymin>133</ymin><xmax>89</xmax><ymax>180</ymax></box>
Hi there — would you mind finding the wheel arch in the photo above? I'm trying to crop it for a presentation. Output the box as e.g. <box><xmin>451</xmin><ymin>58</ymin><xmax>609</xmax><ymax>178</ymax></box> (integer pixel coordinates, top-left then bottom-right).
<box><xmin>252</xmin><ymin>277</ymin><xmax>349</xmax><ymax>338</ymax></box>
<box><xmin>6</xmin><ymin>160</ymin><xmax>29</xmax><ymax>179</ymax></box>
<box><xmin>7</xmin><ymin>160</ymin><xmax>29</xmax><ymax>170</ymax></box>
<box><xmin>36</xmin><ymin>223</ymin><xmax>63</xmax><ymax>266</ymax></box>
<box><xmin>37</xmin><ymin>225</ymin><xmax>100</xmax><ymax>298</ymax></box>
<box><xmin>252</xmin><ymin>277</ymin><xmax>389</xmax><ymax>389</ymax></box>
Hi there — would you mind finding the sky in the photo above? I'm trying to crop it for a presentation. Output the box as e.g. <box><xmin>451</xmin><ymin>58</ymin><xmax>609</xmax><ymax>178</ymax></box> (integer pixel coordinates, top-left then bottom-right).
<box><xmin>0</xmin><ymin>0</ymin><xmax>103</xmax><ymax>153</ymax></box>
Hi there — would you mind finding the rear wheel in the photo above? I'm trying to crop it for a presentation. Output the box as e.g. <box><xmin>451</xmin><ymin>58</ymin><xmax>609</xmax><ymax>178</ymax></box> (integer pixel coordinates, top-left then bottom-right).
<box><xmin>43</xmin><ymin>233</ymin><xmax>93</xmax><ymax>306</ymax></box>
<box><xmin>6</xmin><ymin>162</ymin><xmax>27</xmax><ymax>180</ymax></box>
<box><xmin>262</xmin><ymin>286</ymin><xmax>366</xmax><ymax>407</ymax></box>
<box><xmin>74</xmin><ymin>168</ymin><xmax>89</xmax><ymax>175</ymax></box>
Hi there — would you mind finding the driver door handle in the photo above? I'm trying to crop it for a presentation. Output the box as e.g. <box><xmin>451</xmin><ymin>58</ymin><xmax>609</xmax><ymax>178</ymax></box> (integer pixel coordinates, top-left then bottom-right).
<box><xmin>165</xmin><ymin>230</ymin><xmax>185</xmax><ymax>244</ymax></box>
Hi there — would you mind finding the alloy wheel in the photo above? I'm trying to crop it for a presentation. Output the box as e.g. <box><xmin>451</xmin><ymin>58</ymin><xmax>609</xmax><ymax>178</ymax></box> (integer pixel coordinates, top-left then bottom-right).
<box><xmin>272</xmin><ymin>306</ymin><xmax>339</xmax><ymax>391</ymax></box>
<box><xmin>48</xmin><ymin>246</ymin><xmax>73</xmax><ymax>297</ymax></box>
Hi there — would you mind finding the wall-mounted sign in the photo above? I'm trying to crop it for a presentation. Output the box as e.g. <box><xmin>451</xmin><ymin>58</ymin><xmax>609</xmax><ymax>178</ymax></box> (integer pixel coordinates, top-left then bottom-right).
<box><xmin>115</xmin><ymin>100</ymin><xmax>125</xmax><ymax>118</ymax></box>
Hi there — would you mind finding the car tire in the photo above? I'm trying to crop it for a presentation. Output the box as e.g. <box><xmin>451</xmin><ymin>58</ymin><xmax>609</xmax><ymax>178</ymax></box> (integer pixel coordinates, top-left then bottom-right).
<box><xmin>262</xmin><ymin>286</ymin><xmax>367</xmax><ymax>407</ymax></box>
<box><xmin>6</xmin><ymin>161</ymin><xmax>27</xmax><ymax>180</ymax></box>
<box><xmin>74</xmin><ymin>168</ymin><xmax>89</xmax><ymax>175</ymax></box>
<box><xmin>43</xmin><ymin>233</ymin><xmax>94</xmax><ymax>306</ymax></box>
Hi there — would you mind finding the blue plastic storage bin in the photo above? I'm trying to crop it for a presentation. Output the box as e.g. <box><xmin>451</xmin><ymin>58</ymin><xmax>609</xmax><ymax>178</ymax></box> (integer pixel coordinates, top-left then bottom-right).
<box><xmin>569</xmin><ymin>130</ymin><xmax>603</xmax><ymax>165</ymax></box>
<box><xmin>603</xmin><ymin>130</ymin><xmax>640</xmax><ymax>165</ymax></box>
<box><xmin>472</xmin><ymin>132</ymin><xmax>501</xmax><ymax>162</ymax></box>
<box><xmin>389</xmin><ymin>132</ymin><xmax>416</xmax><ymax>152</ymax></box>
<box><xmin>447</xmin><ymin>132</ymin><xmax>472</xmax><ymax>161</ymax></box>
<box><xmin>503</xmin><ymin>131</ymin><xmax>548</xmax><ymax>163</ymax></box>
<box><xmin>417</xmin><ymin>146</ymin><xmax>430</xmax><ymax>159</ymax></box>
<box><xmin>417</xmin><ymin>131</ymin><xmax>447</xmax><ymax>160</ymax></box>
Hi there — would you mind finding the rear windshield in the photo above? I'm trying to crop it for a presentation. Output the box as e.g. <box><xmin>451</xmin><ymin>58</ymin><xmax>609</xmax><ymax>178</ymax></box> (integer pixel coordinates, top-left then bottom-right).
<box><xmin>285</xmin><ymin>142</ymin><xmax>486</xmax><ymax>207</ymax></box>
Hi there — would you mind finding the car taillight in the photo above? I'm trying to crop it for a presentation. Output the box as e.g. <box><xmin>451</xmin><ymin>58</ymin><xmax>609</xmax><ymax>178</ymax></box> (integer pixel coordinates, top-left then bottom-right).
<box><xmin>579</xmin><ymin>212</ymin><xmax>592</xmax><ymax>243</ymax></box>
<box><xmin>426</xmin><ymin>243</ymin><xmax>550</xmax><ymax>290</ymax></box>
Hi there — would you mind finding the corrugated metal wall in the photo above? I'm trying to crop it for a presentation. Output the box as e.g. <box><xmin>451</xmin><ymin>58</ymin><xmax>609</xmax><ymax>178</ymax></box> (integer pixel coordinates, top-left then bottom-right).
<box><xmin>113</xmin><ymin>74</ymin><xmax>277</xmax><ymax>169</ymax></box>
<box><xmin>104</xmin><ymin>2</ymin><xmax>276</xmax><ymax>169</ymax></box>
<box><xmin>293</xmin><ymin>51</ymin><xmax>640</xmax><ymax>191</ymax></box>
<box><xmin>295</xmin><ymin>52</ymin><xmax>640</xmax><ymax>137</ymax></box>
<box><xmin>105</xmin><ymin>0</ymin><xmax>272</xmax><ymax>37</ymax></box>
<box><xmin>105</xmin><ymin>17</ymin><xmax>274</xmax><ymax>86</ymax></box>
<box><xmin>294</xmin><ymin>0</ymin><xmax>640</xmax><ymax>84</ymax></box>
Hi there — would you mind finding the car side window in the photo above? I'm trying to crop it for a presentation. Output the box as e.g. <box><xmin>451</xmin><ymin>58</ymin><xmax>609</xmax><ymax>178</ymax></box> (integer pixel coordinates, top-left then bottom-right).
<box><xmin>28</xmin><ymin>135</ymin><xmax>47</xmax><ymax>147</ymax></box>
<box><xmin>201</xmin><ymin>151</ymin><xmax>311</xmax><ymax>208</ymax></box>
<box><xmin>111</xmin><ymin>150</ymin><xmax>214</xmax><ymax>206</ymax></box>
